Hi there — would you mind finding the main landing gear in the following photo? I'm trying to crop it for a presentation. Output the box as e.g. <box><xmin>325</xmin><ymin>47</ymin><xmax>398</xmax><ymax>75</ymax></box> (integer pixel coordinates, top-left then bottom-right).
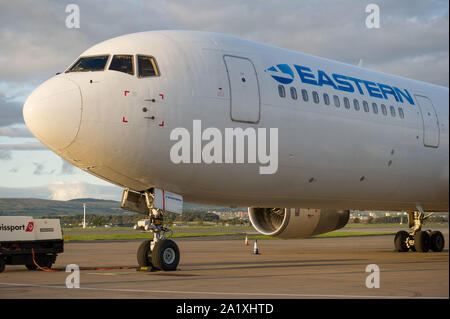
<box><xmin>122</xmin><ymin>189</ymin><xmax>180</xmax><ymax>271</ymax></box>
<box><xmin>394</xmin><ymin>207</ymin><xmax>445</xmax><ymax>253</ymax></box>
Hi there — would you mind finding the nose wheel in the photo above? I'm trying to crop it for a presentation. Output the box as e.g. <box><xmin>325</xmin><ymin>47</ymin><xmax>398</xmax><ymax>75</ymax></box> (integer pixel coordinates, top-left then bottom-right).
<box><xmin>137</xmin><ymin>239</ymin><xmax>153</xmax><ymax>267</ymax></box>
<box><xmin>394</xmin><ymin>209</ymin><xmax>445</xmax><ymax>253</ymax></box>
<box><xmin>137</xmin><ymin>238</ymin><xmax>180</xmax><ymax>271</ymax></box>
<box><xmin>122</xmin><ymin>188</ymin><xmax>181</xmax><ymax>271</ymax></box>
<box><xmin>152</xmin><ymin>239</ymin><xmax>180</xmax><ymax>271</ymax></box>
<box><xmin>135</xmin><ymin>192</ymin><xmax>180</xmax><ymax>271</ymax></box>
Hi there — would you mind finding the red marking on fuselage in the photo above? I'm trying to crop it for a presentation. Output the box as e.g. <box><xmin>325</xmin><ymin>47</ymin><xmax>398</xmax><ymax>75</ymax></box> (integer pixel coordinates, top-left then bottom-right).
<box><xmin>159</xmin><ymin>94</ymin><xmax>164</xmax><ymax>100</ymax></box>
<box><xmin>124</xmin><ymin>90</ymin><xmax>130</xmax><ymax>96</ymax></box>
<box><xmin>158</xmin><ymin>121</ymin><xmax>165</xmax><ymax>127</ymax></box>
<box><xmin>123</xmin><ymin>117</ymin><xmax>128</xmax><ymax>123</ymax></box>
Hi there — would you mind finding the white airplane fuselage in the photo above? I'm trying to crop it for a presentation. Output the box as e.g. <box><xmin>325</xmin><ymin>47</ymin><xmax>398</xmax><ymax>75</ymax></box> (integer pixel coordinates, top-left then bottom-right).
<box><xmin>24</xmin><ymin>31</ymin><xmax>449</xmax><ymax>212</ymax></box>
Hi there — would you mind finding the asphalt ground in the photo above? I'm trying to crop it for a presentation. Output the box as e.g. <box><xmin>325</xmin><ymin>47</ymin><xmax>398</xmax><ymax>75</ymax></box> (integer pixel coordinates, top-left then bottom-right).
<box><xmin>0</xmin><ymin>226</ymin><xmax>447</xmax><ymax>299</ymax></box>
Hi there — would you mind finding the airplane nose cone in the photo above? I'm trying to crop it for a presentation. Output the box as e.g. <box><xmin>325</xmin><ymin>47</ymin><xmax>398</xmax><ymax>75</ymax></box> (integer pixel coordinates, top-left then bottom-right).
<box><xmin>23</xmin><ymin>76</ymin><xmax>82</xmax><ymax>151</ymax></box>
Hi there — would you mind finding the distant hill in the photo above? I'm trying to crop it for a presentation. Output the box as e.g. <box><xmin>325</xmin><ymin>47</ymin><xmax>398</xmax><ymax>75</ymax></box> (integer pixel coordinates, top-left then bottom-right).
<box><xmin>68</xmin><ymin>198</ymin><xmax>118</xmax><ymax>204</ymax></box>
<box><xmin>0</xmin><ymin>198</ymin><xmax>245</xmax><ymax>217</ymax></box>
<box><xmin>0</xmin><ymin>198</ymin><xmax>126</xmax><ymax>216</ymax></box>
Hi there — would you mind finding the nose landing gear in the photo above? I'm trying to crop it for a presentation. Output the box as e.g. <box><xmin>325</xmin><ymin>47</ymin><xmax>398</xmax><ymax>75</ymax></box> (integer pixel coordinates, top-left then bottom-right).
<box><xmin>394</xmin><ymin>207</ymin><xmax>445</xmax><ymax>253</ymax></box>
<box><xmin>122</xmin><ymin>189</ymin><xmax>181</xmax><ymax>271</ymax></box>
<box><xmin>135</xmin><ymin>206</ymin><xmax>181</xmax><ymax>270</ymax></box>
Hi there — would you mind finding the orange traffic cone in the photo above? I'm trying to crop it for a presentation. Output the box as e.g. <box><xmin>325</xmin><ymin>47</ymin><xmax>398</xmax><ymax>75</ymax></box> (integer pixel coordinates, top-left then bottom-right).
<box><xmin>253</xmin><ymin>239</ymin><xmax>260</xmax><ymax>255</ymax></box>
<box><xmin>245</xmin><ymin>234</ymin><xmax>249</xmax><ymax>245</ymax></box>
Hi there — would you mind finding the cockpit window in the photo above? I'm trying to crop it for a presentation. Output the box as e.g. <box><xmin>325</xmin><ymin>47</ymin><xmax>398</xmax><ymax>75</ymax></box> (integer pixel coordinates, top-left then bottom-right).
<box><xmin>109</xmin><ymin>55</ymin><xmax>134</xmax><ymax>75</ymax></box>
<box><xmin>137</xmin><ymin>55</ymin><xmax>159</xmax><ymax>77</ymax></box>
<box><xmin>67</xmin><ymin>55</ymin><xmax>109</xmax><ymax>72</ymax></box>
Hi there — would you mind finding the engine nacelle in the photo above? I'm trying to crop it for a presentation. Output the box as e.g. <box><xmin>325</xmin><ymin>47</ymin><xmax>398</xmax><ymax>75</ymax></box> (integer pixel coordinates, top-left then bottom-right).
<box><xmin>248</xmin><ymin>208</ymin><xmax>350</xmax><ymax>238</ymax></box>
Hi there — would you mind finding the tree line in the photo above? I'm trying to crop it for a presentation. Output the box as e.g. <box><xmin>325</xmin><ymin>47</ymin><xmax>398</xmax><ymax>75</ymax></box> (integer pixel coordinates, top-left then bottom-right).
<box><xmin>46</xmin><ymin>211</ymin><xmax>233</xmax><ymax>227</ymax></box>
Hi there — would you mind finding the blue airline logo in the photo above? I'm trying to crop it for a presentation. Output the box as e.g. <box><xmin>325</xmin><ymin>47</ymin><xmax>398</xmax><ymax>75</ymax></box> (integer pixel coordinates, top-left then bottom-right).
<box><xmin>267</xmin><ymin>64</ymin><xmax>415</xmax><ymax>105</ymax></box>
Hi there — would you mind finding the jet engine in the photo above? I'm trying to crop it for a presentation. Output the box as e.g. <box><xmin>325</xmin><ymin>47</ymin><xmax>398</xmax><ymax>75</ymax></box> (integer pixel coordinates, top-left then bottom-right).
<box><xmin>248</xmin><ymin>208</ymin><xmax>350</xmax><ymax>238</ymax></box>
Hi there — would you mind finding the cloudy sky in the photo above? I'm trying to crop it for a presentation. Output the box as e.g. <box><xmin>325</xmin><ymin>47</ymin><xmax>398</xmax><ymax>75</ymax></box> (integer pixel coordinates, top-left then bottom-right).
<box><xmin>0</xmin><ymin>0</ymin><xmax>448</xmax><ymax>201</ymax></box>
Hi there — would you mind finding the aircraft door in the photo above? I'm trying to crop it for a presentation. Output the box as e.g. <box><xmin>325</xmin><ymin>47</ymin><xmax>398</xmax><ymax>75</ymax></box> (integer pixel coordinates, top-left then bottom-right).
<box><xmin>414</xmin><ymin>95</ymin><xmax>440</xmax><ymax>148</ymax></box>
<box><xmin>224</xmin><ymin>55</ymin><xmax>260</xmax><ymax>123</ymax></box>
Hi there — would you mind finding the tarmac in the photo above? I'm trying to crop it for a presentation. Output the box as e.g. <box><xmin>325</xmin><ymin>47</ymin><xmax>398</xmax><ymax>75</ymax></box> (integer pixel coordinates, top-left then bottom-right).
<box><xmin>0</xmin><ymin>226</ymin><xmax>448</xmax><ymax>299</ymax></box>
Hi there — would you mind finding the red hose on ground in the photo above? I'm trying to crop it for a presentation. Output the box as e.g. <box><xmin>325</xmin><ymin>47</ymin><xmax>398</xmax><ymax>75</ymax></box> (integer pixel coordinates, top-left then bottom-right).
<box><xmin>31</xmin><ymin>248</ymin><xmax>58</xmax><ymax>272</ymax></box>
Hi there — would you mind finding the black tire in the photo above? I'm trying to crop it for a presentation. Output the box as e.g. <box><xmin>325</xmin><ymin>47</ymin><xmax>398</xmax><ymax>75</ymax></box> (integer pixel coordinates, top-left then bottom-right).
<box><xmin>394</xmin><ymin>231</ymin><xmax>409</xmax><ymax>252</ymax></box>
<box><xmin>414</xmin><ymin>231</ymin><xmax>430</xmax><ymax>252</ymax></box>
<box><xmin>0</xmin><ymin>258</ymin><xmax>5</xmax><ymax>273</ymax></box>
<box><xmin>137</xmin><ymin>239</ymin><xmax>153</xmax><ymax>267</ymax></box>
<box><xmin>152</xmin><ymin>239</ymin><xmax>180</xmax><ymax>271</ymax></box>
<box><xmin>430</xmin><ymin>231</ymin><xmax>445</xmax><ymax>252</ymax></box>
<box><xmin>34</xmin><ymin>254</ymin><xmax>54</xmax><ymax>269</ymax></box>
<box><xmin>25</xmin><ymin>255</ymin><xmax>53</xmax><ymax>270</ymax></box>
<box><xmin>25</xmin><ymin>263</ymin><xmax>38</xmax><ymax>270</ymax></box>
<box><xmin>40</xmin><ymin>255</ymin><xmax>54</xmax><ymax>269</ymax></box>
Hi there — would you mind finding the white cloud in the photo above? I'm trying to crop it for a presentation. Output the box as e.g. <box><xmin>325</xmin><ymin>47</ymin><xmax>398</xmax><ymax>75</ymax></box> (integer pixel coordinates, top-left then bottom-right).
<box><xmin>0</xmin><ymin>93</ymin><xmax>23</xmax><ymax>127</ymax></box>
<box><xmin>0</xmin><ymin>150</ymin><xmax>12</xmax><ymax>161</ymax></box>
<box><xmin>60</xmin><ymin>159</ymin><xmax>76</xmax><ymax>175</ymax></box>
<box><xmin>47</xmin><ymin>181</ymin><xmax>122</xmax><ymax>201</ymax></box>
<box><xmin>0</xmin><ymin>126</ymin><xmax>33</xmax><ymax>138</ymax></box>
<box><xmin>0</xmin><ymin>181</ymin><xmax>121</xmax><ymax>200</ymax></box>
<box><xmin>32</xmin><ymin>161</ymin><xmax>55</xmax><ymax>175</ymax></box>
<box><xmin>0</xmin><ymin>142</ymin><xmax>47</xmax><ymax>150</ymax></box>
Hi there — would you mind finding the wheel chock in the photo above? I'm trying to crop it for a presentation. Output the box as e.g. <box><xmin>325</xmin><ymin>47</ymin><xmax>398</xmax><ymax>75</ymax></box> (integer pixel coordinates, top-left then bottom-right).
<box><xmin>137</xmin><ymin>266</ymin><xmax>157</xmax><ymax>272</ymax></box>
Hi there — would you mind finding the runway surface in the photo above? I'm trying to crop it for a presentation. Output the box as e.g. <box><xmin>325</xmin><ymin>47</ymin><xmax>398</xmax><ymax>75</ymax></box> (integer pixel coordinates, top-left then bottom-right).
<box><xmin>0</xmin><ymin>226</ymin><xmax>448</xmax><ymax>299</ymax></box>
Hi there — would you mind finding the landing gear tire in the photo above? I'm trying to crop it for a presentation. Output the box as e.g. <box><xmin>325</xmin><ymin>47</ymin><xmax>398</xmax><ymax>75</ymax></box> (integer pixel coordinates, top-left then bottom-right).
<box><xmin>430</xmin><ymin>231</ymin><xmax>445</xmax><ymax>252</ymax></box>
<box><xmin>0</xmin><ymin>258</ymin><xmax>5</xmax><ymax>273</ymax></box>
<box><xmin>414</xmin><ymin>231</ymin><xmax>430</xmax><ymax>252</ymax></box>
<box><xmin>152</xmin><ymin>239</ymin><xmax>180</xmax><ymax>271</ymax></box>
<box><xmin>394</xmin><ymin>231</ymin><xmax>409</xmax><ymax>252</ymax></box>
<box><xmin>137</xmin><ymin>239</ymin><xmax>153</xmax><ymax>267</ymax></box>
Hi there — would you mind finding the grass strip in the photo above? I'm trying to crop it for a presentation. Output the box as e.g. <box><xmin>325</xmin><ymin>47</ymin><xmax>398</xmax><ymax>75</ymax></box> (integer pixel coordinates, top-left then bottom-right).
<box><xmin>344</xmin><ymin>223</ymin><xmax>447</xmax><ymax>228</ymax></box>
<box><xmin>241</xmin><ymin>231</ymin><xmax>396</xmax><ymax>240</ymax></box>
<box><xmin>63</xmin><ymin>226</ymin><xmax>253</xmax><ymax>232</ymax></box>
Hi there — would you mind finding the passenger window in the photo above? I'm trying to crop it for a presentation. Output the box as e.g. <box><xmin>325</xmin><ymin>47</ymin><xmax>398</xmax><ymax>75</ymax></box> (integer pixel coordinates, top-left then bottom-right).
<box><xmin>333</xmin><ymin>95</ymin><xmax>340</xmax><ymax>107</ymax></box>
<box><xmin>312</xmin><ymin>91</ymin><xmax>319</xmax><ymax>104</ymax></box>
<box><xmin>323</xmin><ymin>93</ymin><xmax>330</xmax><ymax>105</ymax></box>
<box><xmin>343</xmin><ymin>97</ymin><xmax>350</xmax><ymax>109</ymax></box>
<box><xmin>372</xmin><ymin>102</ymin><xmax>378</xmax><ymax>114</ymax></box>
<box><xmin>381</xmin><ymin>104</ymin><xmax>387</xmax><ymax>116</ymax></box>
<box><xmin>398</xmin><ymin>107</ymin><xmax>405</xmax><ymax>119</ymax></box>
<box><xmin>109</xmin><ymin>55</ymin><xmax>134</xmax><ymax>75</ymax></box>
<box><xmin>390</xmin><ymin>106</ymin><xmax>396</xmax><ymax>117</ymax></box>
<box><xmin>301</xmin><ymin>89</ymin><xmax>309</xmax><ymax>102</ymax></box>
<box><xmin>137</xmin><ymin>55</ymin><xmax>159</xmax><ymax>77</ymax></box>
<box><xmin>353</xmin><ymin>99</ymin><xmax>360</xmax><ymax>111</ymax></box>
<box><xmin>67</xmin><ymin>55</ymin><xmax>109</xmax><ymax>72</ymax></box>
<box><xmin>290</xmin><ymin>87</ymin><xmax>297</xmax><ymax>100</ymax></box>
<box><xmin>278</xmin><ymin>85</ymin><xmax>286</xmax><ymax>98</ymax></box>
<box><xmin>363</xmin><ymin>101</ymin><xmax>369</xmax><ymax>112</ymax></box>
